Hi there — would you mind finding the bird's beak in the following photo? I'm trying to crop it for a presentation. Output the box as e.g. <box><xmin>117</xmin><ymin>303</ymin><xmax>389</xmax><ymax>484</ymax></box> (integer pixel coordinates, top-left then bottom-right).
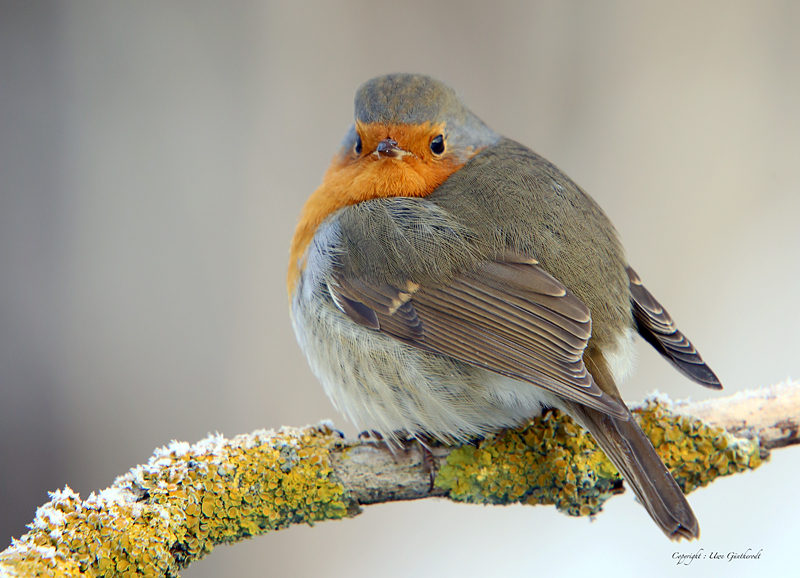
<box><xmin>374</xmin><ymin>138</ymin><xmax>411</xmax><ymax>159</ymax></box>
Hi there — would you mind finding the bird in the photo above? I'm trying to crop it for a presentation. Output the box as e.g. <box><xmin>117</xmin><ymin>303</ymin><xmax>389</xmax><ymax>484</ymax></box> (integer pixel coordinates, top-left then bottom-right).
<box><xmin>287</xmin><ymin>73</ymin><xmax>721</xmax><ymax>540</ymax></box>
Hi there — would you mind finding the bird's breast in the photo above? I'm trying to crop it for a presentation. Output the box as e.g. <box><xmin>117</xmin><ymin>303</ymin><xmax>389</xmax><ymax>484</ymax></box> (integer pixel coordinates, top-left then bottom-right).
<box><xmin>287</xmin><ymin>153</ymin><xmax>464</xmax><ymax>298</ymax></box>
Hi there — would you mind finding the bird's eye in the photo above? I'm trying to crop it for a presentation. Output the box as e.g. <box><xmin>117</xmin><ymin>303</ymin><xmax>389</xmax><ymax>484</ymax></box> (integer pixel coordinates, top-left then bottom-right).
<box><xmin>430</xmin><ymin>134</ymin><xmax>445</xmax><ymax>155</ymax></box>
<box><xmin>354</xmin><ymin>135</ymin><xmax>363</xmax><ymax>155</ymax></box>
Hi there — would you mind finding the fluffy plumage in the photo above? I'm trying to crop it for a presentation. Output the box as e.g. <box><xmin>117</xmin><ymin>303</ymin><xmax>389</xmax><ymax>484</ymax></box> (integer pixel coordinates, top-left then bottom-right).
<box><xmin>288</xmin><ymin>74</ymin><xmax>720</xmax><ymax>540</ymax></box>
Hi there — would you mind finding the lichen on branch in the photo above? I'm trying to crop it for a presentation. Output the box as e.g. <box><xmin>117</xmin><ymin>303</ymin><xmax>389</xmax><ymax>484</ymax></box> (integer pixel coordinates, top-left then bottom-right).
<box><xmin>0</xmin><ymin>424</ymin><xmax>355</xmax><ymax>578</ymax></box>
<box><xmin>436</xmin><ymin>398</ymin><xmax>763</xmax><ymax>517</ymax></box>
<box><xmin>1</xmin><ymin>382</ymin><xmax>796</xmax><ymax>578</ymax></box>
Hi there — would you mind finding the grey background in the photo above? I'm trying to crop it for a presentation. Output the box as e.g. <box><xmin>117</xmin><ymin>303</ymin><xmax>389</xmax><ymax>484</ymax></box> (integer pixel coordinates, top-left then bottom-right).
<box><xmin>2</xmin><ymin>1</ymin><xmax>798</xmax><ymax>577</ymax></box>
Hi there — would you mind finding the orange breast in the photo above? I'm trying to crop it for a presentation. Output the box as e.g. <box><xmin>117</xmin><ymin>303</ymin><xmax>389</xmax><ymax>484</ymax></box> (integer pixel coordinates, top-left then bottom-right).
<box><xmin>287</xmin><ymin>122</ymin><xmax>470</xmax><ymax>297</ymax></box>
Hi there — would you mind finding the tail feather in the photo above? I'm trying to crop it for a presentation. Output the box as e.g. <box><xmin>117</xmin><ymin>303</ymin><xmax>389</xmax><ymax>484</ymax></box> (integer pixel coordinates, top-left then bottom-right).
<box><xmin>571</xmin><ymin>349</ymin><xmax>699</xmax><ymax>540</ymax></box>
<box><xmin>566</xmin><ymin>401</ymin><xmax>699</xmax><ymax>540</ymax></box>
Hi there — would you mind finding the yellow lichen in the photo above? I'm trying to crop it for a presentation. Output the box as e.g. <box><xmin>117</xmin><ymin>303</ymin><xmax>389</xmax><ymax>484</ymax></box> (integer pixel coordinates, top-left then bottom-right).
<box><xmin>435</xmin><ymin>409</ymin><xmax>623</xmax><ymax>516</ymax></box>
<box><xmin>436</xmin><ymin>399</ymin><xmax>766</xmax><ymax>517</ymax></box>
<box><xmin>0</xmin><ymin>400</ymin><xmax>769</xmax><ymax>577</ymax></box>
<box><xmin>0</xmin><ymin>424</ymin><xmax>352</xmax><ymax>578</ymax></box>
<box><xmin>635</xmin><ymin>397</ymin><xmax>765</xmax><ymax>494</ymax></box>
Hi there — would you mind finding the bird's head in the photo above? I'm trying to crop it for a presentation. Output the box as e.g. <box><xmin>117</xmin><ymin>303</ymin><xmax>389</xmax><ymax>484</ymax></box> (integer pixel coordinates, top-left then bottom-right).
<box><xmin>288</xmin><ymin>74</ymin><xmax>499</xmax><ymax>294</ymax></box>
<box><xmin>340</xmin><ymin>74</ymin><xmax>500</xmax><ymax>197</ymax></box>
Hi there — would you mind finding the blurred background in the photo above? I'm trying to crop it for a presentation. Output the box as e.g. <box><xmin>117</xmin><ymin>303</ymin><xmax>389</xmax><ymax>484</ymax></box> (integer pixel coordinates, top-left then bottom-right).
<box><xmin>2</xmin><ymin>1</ymin><xmax>798</xmax><ymax>577</ymax></box>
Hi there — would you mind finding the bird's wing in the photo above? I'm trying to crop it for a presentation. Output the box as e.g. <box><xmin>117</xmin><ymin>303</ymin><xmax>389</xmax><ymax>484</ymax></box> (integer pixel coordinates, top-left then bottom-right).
<box><xmin>328</xmin><ymin>254</ymin><xmax>627</xmax><ymax>418</ymax></box>
<box><xmin>626</xmin><ymin>266</ymin><xmax>721</xmax><ymax>389</ymax></box>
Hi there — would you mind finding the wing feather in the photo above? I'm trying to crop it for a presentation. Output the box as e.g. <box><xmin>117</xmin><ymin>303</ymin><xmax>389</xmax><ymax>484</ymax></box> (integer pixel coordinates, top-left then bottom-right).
<box><xmin>330</xmin><ymin>259</ymin><xmax>628</xmax><ymax>418</ymax></box>
<box><xmin>627</xmin><ymin>267</ymin><xmax>721</xmax><ymax>389</ymax></box>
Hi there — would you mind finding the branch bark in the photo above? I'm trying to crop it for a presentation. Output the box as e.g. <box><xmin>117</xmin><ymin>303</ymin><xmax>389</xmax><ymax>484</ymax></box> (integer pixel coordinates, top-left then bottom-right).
<box><xmin>1</xmin><ymin>381</ymin><xmax>797</xmax><ymax>578</ymax></box>
<box><xmin>672</xmin><ymin>379</ymin><xmax>800</xmax><ymax>450</ymax></box>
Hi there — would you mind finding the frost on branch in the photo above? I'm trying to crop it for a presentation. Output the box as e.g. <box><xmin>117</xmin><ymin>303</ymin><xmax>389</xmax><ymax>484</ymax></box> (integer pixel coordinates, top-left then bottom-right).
<box><xmin>1</xmin><ymin>381</ymin><xmax>797</xmax><ymax>578</ymax></box>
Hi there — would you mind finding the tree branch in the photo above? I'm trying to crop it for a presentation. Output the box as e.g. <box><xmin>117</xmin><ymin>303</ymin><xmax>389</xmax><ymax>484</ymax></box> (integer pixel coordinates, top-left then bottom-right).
<box><xmin>1</xmin><ymin>381</ymin><xmax>797</xmax><ymax>578</ymax></box>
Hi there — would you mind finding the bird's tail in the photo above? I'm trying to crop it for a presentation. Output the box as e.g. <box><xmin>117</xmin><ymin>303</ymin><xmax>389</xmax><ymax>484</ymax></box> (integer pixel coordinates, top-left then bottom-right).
<box><xmin>566</xmin><ymin>402</ymin><xmax>699</xmax><ymax>540</ymax></box>
<box><xmin>564</xmin><ymin>352</ymin><xmax>699</xmax><ymax>540</ymax></box>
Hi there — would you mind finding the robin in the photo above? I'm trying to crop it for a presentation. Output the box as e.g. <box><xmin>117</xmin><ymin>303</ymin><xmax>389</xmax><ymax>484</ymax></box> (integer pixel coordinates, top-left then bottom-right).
<box><xmin>287</xmin><ymin>74</ymin><xmax>720</xmax><ymax>540</ymax></box>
